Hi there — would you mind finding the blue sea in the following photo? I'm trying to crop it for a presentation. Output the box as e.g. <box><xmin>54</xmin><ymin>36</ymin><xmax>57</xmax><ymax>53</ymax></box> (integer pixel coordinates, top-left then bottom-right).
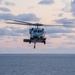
<box><xmin>0</xmin><ymin>54</ymin><xmax>75</xmax><ymax>75</ymax></box>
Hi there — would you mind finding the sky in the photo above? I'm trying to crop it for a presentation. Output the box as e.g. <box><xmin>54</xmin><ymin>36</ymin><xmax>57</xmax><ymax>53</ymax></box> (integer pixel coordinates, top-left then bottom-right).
<box><xmin>0</xmin><ymin>0</ymin><xmax>75</xmax><ymax>54</ymax></box>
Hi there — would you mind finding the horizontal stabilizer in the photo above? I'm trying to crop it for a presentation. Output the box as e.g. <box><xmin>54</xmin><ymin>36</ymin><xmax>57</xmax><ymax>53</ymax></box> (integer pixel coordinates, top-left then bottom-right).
<box><xmin>23</xmin><ymin>39</ymin><xmax>31</xmax><ymax>42</ymax></box>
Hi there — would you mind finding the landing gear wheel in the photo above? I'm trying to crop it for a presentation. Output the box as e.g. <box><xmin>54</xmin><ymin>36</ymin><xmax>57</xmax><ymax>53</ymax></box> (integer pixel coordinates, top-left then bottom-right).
<box><xmin>34</xmin><ymin>45</ymin><xmax>35</xmax><ymax>49</ymax></box>
<box><xmin>34</xmin><ymin>43</ymin><xmax>36</xmax><ymax>49</ymax></box>
<box><xmin>44</xmin><ymin>41</ymin><xmax>46</xmax><ymax>44</ymax></box>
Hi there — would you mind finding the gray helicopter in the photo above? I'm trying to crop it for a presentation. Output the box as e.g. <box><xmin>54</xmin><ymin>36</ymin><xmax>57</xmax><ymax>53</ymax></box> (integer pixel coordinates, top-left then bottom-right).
<box><xmin>6</xmin><ymin>19</ymin><xmax>63</xmax><ymax>49</ymax></box>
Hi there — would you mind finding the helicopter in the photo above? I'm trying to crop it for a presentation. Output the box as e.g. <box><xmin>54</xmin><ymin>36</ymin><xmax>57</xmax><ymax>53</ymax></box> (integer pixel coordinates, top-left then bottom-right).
<box><xmin>6</xmin><ymin>19</ymin><xmax>63</xmax><ymax>49</ymax></box>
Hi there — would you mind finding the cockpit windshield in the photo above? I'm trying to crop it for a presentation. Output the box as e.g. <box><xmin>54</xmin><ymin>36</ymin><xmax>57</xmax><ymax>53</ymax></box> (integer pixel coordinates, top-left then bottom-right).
<box><xmin>33</xmin><ymin>30</ymin><xmax>37</xmax><ymax>33</ymax></box>
<box><xmin>38</xmin><ymin>30</ymin><xmax>42</xmax><ymax>32</ymax></box>
<box><xmin>33</xmin><ymin>29</ymin><xmax>43</xmax><ymax>33</ymax></box>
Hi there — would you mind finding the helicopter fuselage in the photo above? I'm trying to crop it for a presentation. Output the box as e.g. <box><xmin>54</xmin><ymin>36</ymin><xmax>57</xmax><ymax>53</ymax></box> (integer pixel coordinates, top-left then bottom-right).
<box><xmin>6</xmin><ymin>19</ymin><xmax>63</xmax><ymax>49</ymax></box>
<box><xmin>23</xmin><ymin>28</ymin><xmax>46</xmax><ymax>48</ymax></box>
<box><xmin>30</xmin><ymin>28</ymin><xmax>45</xmax><ymax>39</ymax></box>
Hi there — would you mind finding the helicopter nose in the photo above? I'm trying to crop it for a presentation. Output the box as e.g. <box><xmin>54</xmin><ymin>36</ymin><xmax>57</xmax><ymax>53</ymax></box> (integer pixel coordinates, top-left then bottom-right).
<box><xmin>33</xmin><ymin>34</ymin><xmax>39</xmax><ymax>38</ymax></box>
<box><xmin>33</xmin><ymin>35</ymin><xmax>38</xmax><ymax>38</ymax></box>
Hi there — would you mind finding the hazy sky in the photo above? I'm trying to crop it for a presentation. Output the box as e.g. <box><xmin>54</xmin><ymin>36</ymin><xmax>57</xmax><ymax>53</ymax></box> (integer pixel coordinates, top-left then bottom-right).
<box><xmin>0</xmin><ymin>0</ymin><xmax>75</xmax><ymax>54</ymax></box>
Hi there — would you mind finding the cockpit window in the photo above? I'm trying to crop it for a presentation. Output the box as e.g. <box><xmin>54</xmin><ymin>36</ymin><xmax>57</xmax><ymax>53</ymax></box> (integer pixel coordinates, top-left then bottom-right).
<box><xmin>38</xmin><ymin>30</ymin><xmax>42</xmax><ymax>32</ymax></box>
<box><xmin>33</xmin><ymin>30</ymin><xmax>37</xmax><ymax>33</ymax></box>
<box><xmin>33</xmin><ymin>29</ymin><xmax>43</xmax><ymax>33</ymax></box>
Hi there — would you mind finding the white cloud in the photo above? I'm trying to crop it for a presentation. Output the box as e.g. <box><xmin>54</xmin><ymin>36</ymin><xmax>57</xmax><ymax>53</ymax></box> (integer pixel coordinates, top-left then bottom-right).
<box><xmin>5</xmin><ymin>1</ymin><xmax>15</xmax><ymax>6</ymax></box>
<box><xmin>47</xmin><ymin>27</ymin><xmax>74</xmax><ymax>33</ymax></box>
<box><xmin>55</xmin><ymin>18</ymin><xmax>75</xmax><ymax>28</ymax></box>
<box><xmin>0</xmin><ymin>0</ymin><xmax>3</xmax><ymax>4</ymax></box>
<box><xmin>0</xmin><ymin>0</ymin><xmax>15</xmax><ymax>6</ymax></box>
<box><xmin>0</xmin><ymin>26</ymin><xmax>28</xmax><ymax>36</ymax></box>
<box><xmin>0</xmin><ymin>13</ymin><xmax>40</xmax><ymax>22</ymax></box>
<box><xmin>39</xmin><ymin>0</ymin><xmax>54</xmax><ymax>5</ymax></box>
<box><xmin>0</xmin><ymin>7</ymin><xmax>11</xmax><ymax>12</ymax></box>
<box><xmin>71</xmin><ymin>0</ymin><xmax>75</xmax><ymax>15</ymax></box>
<box><xmin>0</xmin><ymin>0</ymin><xmax>2</xmax><ymax>2</ymax></box>
<box><xmin>67</xmin><ymin>35</ymin><xmax>75</xmax><ymax>40</ymax></box>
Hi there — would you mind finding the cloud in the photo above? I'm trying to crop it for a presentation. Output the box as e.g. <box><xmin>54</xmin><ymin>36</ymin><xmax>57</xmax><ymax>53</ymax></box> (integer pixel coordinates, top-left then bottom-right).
<box><xmin>0</xmin><ymin>26</ymin><xmax>28</xmax><ymax>36</ymax></box>
<box><xmin>58</xmin><ymin>13</ymin><xmax>63</xmax><ymax>17</ymax></box>
<box><xmin>61</xmin><ymin>42</ymin><xmax>75</xmax><ymax>48</ymax></box>
<box><xmin>67</xmin><ymin>35</ymin><xmax>75</xmax><ymax>40</ymax></box>
<box><xmin>0</xmin><ymin>13</ymin><xmax>40</xmax><ymax>22</ymax></box>
<box><xmin>55</xmin><ymin>18</ymin><xmax>75</xmax><ymax>28</ymax></box>
<box><xmin>48</xmin><ymin>33</ymin><xmax>62</xmax><ymax>38</ymax></box>
<box><xmin>61</xmin><ymin>0</ymin><xmax>72</xmax><ymax>12</ymax></box>
<box><xmin>46</xmin><ymin>27</ymin><xmax>75</xmax><ymax>34</ymax></box>
<box><xmin>39</xmin><ymin>0</ymin><xmax>54</xmax><ymax>5</ymax></box>
<box><xmin>0</xmin><ymin>0</ymin><xmax>15</xmax><ymax>6</ymax></box>
<box><xmin>71</xmin><ymin>0</ymin><xmax>75</xmax><ymax>15</ymax></box>
<box><xmin>0</xmin><ymin>0</ymin><xmax>3</xmax><ymax>4</ymax></box>
<box><xmin>15</xmin><ymin>14</ymin><xmax>40</xmax><ymax>22</ymax></box>
<box><xmin>0</xmin><ymin>0</ymin><xmax>2</xmax><ymax>2</ymax></box>
<box><xmin>0</xmin><ymin>7</ymin><xmax>11</xmax><ymax>12</ymax></box>
<box><xmin>66</xmin><ymin>42</ymin><xmax>75</xmax><ymax>45</ymax></box>
<box><xmin>0</xmin><ymin>13</ymin><xmax>13</xmax><ymax>20</ymax></box>
<box><xmin>5</xmin><ymin>1</ymin><xmax>15</xmax><ymax>6</ymax></box>
<box><xmin>45</xmin><ymin>26</ymin><xmax>75</xmax><ymax>38</ymax></box>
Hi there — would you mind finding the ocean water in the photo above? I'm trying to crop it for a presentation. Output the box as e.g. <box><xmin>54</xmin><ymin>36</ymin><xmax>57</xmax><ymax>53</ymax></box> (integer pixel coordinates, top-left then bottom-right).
<box><xmin>0</xmin><ymin>54</ymin><xmax>75</xmax><ymax>75</ymax></box>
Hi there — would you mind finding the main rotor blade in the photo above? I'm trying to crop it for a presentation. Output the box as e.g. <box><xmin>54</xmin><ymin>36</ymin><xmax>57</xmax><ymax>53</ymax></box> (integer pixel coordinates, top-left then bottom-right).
<box><xmin>6</xmin><ymin>22</ymin><xmax>63</xmax><ymax>27</ymax></box>
<box><xmin>42</xmin><ymin>24</ymin><xmax>63</xmax><ymax>26</ymax></box>
<box><xmin>7</xmin><ymin>19</ymin><xmax>34</xmax><ymax>25</ymax></box>
<box><xmin>6</xmin><ymin>19</ymin><xmax>63</xmax><ymax>26</ymax></box>
<box><xmin>6</xmin><ymin>22</ymin><xmax>34</xmax><ymax>26</ymax></box>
